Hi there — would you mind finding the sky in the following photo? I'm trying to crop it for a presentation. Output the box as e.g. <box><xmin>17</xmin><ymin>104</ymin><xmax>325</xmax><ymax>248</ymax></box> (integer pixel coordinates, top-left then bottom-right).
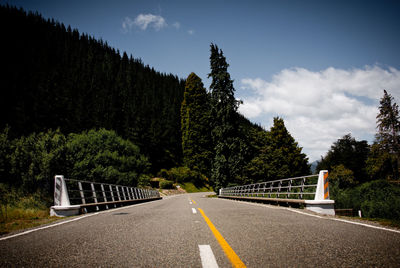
<box><xmin>4</xmin><ymin>0</ymin><xmax>400</xmax><ymax>162</ymax></box>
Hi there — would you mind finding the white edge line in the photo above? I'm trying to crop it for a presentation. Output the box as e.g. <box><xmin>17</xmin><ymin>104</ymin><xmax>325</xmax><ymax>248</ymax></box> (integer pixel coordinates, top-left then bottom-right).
<box><xmin>286</xmin><ymin>208</ymin><xmax>400</xmax><ymax>234</ymax></box>
<box><xmin>0</xmin><ymin>198</ymin><xmax>164</xmax><ymax>241</ymax></box>
<box><xmin>0</xmin><ymin>214</ymin><xmax>95</xmax><ymax>241</ymax></box>
<box><xmin>199</xmin><ymin>245</ymin><xmax>219</xmax><ymax>268</ymax></box>
<box><xmin>218</xmin><ymin>197</ymin><xmax>400</xmax><ymax>234</ymax></box>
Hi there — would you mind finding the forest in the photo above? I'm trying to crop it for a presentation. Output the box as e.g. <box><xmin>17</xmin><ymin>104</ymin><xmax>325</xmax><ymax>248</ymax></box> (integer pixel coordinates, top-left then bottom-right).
<box><xmin>0</xmin><ymin>4</ymin><xmax>309</xmax><ymax>195</ymax></box>
<box><xmin>1</xmin><ymin>5</ymin><xmax>399</xmax><ymax>224</ymax></box>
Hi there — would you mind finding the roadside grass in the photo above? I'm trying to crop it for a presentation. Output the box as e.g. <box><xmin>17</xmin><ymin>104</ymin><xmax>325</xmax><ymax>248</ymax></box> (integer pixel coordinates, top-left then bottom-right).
<box><xmin>179</xmin><ymin>182</ymin><xmax>212</xmax><ymax>193</ymax></box>
<box><xmin>0</xmin><ymin>210</ymin><xmax>59</xmax><ymax>235</ymax></box>
<box><xmin>357</xmin><ymin>217</ymin><xmax>400</xmax><ymax>229</ymax></box>
<box><xmin>0</xmin><ymin>193</ymin><xmax>59</xmax><ymax>235</ymax></box>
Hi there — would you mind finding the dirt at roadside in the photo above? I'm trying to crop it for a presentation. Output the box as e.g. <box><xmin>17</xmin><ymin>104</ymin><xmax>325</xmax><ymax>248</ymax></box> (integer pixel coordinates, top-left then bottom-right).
<box><xmin>159</xmin><ymin>187</ymin><xmax>187</xmax><ymax>196</ymax></box>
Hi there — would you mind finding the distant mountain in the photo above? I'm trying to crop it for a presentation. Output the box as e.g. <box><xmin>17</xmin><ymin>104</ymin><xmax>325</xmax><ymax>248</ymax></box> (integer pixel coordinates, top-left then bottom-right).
<box><xmin>310</xmin><ymin>160</ymin><xmax>319</xmax><ymax>174</ymax></box>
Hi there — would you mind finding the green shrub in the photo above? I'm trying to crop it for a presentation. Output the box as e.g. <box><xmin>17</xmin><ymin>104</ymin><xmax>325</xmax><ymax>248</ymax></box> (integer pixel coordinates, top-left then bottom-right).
<box><xmin>157</xmin><ymin>169</ymin><xmax>169</xmax><ymax>179</ymax></box>
<box><xmin>334</xmin><ymin>180</ymin><xmax>400</xmax><ymax>220</ymax></box>
<box><xmin>160</xmin><ymin>166</ymin><xmax>208</xmax><ymax>186</ymax></box>
<box><xmin>138</xmin><ymin>174</ymin><xmax>151</xmax><ymax>188</ymax></box>
<box><xmin>179</xmin><ymin>182</ymin><xmax>211</xmax><ymax>193</ymax></box>
<box><xmin>159</xmin><ymin>180</ymin><xmax>174</xmax><ymax>189</ymax></box>
<box><xmin>65</xmin><ymin>129</ymin><xmax>150</xmax><ymax>186</ymax></box>
<box><xmin>0</xmin><ymin>127</ymin><xmax>12</xmax><ymax>185</ymax></box>
<box><xmin>9</xmin><ymin>129</ymin><xmax>66</xmax><ymax>195</ymax></box>
<box><xmin>357</xmin><ymin>180</ymin><xmax>400</xmax><ymax>220</ymax></box>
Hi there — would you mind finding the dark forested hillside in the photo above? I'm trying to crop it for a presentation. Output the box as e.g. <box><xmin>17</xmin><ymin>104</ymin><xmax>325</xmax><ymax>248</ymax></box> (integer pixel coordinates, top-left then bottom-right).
<box><xmin>0</xmin><ymin>5</ymin><xmax>185</xmax><ymax>171</ymax></box>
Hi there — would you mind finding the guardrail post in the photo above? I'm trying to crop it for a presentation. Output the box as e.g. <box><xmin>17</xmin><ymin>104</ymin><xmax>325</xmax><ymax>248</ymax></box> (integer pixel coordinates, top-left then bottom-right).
<box><xmin>116</xmin><ymin>186</ymin><xmax>122</xmax><ymax>201</ymax></box>
<box><xmin>109</xmin><ymin>185</ymin><xmax>116</xmax><ymax>208</ymax></box>
<box><xmin>287</xmin><ymin>179</ymin><xmax>292</xmax><ymax>198</ymax></box>
<box><xmin>130</xmin><ymin>187</ymin><xmax>134</xmax><ymax>200</ymax></box>
<box><xmin>268</xmin><ymin>182</ymin><xmax>274</xmax><ymax>198</ymax></box>
<box><xmin>91</xmin><ymin>183</ymin><xmax>99</xmax><ymax>211</ymax></box>
<box><xmin>300</xmin><ymin>177</ymin><xmax>305</xmax><ymax>199</ymax></box>
<box><xmin>78</xmin><ymin>181</ymin><xmax>87</xmax><ymax>213</ymax></box>
<box><xmin>278</xmin><ymin>181</ymin><xmax>282</xmax><ymax>197</ymax></box>
<box><xmin>101</xmin><ymin>184</ymin><xmax>108</xmax><ymax>209</ymax></box>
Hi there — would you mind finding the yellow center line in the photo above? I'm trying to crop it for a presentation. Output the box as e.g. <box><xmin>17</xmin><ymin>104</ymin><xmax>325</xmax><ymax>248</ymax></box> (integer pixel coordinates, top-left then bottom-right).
<box><xmin>198</xmin><ymin>208</ymin><xmax>247</xmax><ymax>268</ymax></box>
<box><xmin>192</xmin><ymin>199</ymin><xmax>197</xmax><ymax>205</ymax></box>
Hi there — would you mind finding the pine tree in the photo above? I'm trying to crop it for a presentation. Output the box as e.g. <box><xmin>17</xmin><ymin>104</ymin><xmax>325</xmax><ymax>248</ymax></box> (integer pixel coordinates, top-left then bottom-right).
<box><xmin>181</xmin><ymin>73</ymin><xmax>212</xmax><ymax>175</ymax></box>
<box><xmin>208</xmin><ymin>44</ymin><xmax>243</xmax><ymax>192</ymax></box>
<box><xmin>375</xmin><ymin>89</ymin><xmax>400</xmax><ymax>179</ymax></box>
<box><xmin>317</xmin><ymin>133</ymin><xmax>369</xmax><ymax>182</ymax></box>
<box><xmin>248</xmin><ymin>117</ymin><xmax>310</xmax><ymax>182</ymax></box>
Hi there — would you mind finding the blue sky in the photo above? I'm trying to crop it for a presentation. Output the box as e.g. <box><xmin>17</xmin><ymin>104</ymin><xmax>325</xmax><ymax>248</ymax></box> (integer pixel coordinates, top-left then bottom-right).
<box><xmin>4</xmin><ymin>0</ymin><xmax>400</xmax><ymax>161</ymax></box>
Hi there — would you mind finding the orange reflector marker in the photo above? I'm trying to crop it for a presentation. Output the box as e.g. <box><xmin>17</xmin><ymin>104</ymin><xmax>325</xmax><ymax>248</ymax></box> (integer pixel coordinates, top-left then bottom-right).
<box><xmin>323</xmin><ymin>172</ymin><xmax>329</xmax><ymax>199</ymax></box>
<box><xmin>198</xmin><ymin>208</ymin><xmax>247</xmax><ymax>268</ymax></box>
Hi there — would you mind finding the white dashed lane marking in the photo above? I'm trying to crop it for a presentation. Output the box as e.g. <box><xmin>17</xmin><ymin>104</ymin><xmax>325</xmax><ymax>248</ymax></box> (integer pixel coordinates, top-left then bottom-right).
<box><xmin>199</xmin><ymin>245</ymin><xmax>219</xmax><ymax>268</ymax></box>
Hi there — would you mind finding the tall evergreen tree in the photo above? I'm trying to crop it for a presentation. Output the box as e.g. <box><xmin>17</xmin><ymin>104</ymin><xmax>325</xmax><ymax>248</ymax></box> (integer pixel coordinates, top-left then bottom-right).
<box><xmin>181</xmin><ymin>73</ymin><xmax>212</xmax><ymax>176</ymax></box>
<box><xmin>247</xmin><ymin>117</ymin><xmax>310</xmax><ymax>182</ymax></box>
<box><xmin>317</xmin><ymin>133</ymin><xmax>369</xmax><ymax>182</ymax></box>
<box><xmin>208</xmin><ymin>44</ymin><xmax>243</xmax><ymax>192</ymax></box>
<box><xmin>374</xmin><ymin>89</ymin><xmax>400</xmax><ymax>179</ymax></box>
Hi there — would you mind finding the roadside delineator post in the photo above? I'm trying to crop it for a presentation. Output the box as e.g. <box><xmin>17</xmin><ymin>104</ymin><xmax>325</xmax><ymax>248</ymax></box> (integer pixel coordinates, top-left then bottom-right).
<box><xmin>50</xmin><ymin>175</ymin><xmax>80</xmax><ymax>217</ymax></box>
<box><xmin>304</xmin><ymin>170</ymin><xmax>335</xmax><ymax>215</ymax></box>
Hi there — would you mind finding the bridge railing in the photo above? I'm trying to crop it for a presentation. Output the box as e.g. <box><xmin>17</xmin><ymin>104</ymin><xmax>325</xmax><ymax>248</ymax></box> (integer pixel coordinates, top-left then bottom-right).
<box><xmin>219</xmin><ymin>170</ymin><xmax>335</xmax><ymax>215</ymax></box>
<box><xmin>220</xmin><ymin>174</ymin><xmax>319</xmax><ymax>200</ymax></box>
<box><xmin>51</xmin><ymin>175</ymin><xmax>161</xmax><ymax>217</ymax></box>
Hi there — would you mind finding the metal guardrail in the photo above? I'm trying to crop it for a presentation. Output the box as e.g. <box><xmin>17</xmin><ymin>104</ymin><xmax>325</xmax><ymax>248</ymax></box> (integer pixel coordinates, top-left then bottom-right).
<box><xmin>219</xmin><ymin>170</ymin><xmax>335</xmax><ymax>215</ymax></box>
<box><xmin>51</xmin><ymin>175</ymin><xmax>161</xmax><ymax>216</ymax></box>
<box><xmin>220</xmin><ymin>174</ymin><xmax>318</xmax><ymax>200</ymax></box>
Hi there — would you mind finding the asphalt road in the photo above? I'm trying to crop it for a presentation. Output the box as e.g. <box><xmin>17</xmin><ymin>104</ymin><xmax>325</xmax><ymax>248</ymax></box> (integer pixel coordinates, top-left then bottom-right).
<box><xmin>1</xmin><ymin>192</ymin><xmax>400</xmax><ymax>267</ymax></box>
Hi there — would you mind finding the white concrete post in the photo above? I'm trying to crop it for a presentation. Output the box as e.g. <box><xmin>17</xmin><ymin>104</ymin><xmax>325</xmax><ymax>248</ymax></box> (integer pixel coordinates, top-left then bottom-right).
<box><xmin>50</xmin><ymin>175</ymin><xmax>80</xmax><ymax>217</ymax></box>
<box><xmin>315</xmin><ymin>170</ymin><xmax>330</xmax><ymax>201</ymax></box>
<box><xmin>304</xmin><ymin>170</ymin><xmax>335</xmax><ymax>215</ymax></box>
<box><xmin>54</xmin><ymin>175</ymin><xmax>71</xmax><ymax>206</ymax></box>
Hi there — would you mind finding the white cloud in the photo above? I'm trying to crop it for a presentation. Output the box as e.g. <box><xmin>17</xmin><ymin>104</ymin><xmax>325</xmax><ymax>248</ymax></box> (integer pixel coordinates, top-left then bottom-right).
<box><xmin>172</xmin><ymin>22</ymin><xmax>181</xmax><ymax>29</ymax></box>
<box><xmin>134</xmin><ymin>14</ymin><xmax>167</xmax><ymax>31</ymax></box>
<box><xmin>238</xmin><ymin>65</ymin><xmax>400</xmax><ymax>162</ymax></box>
<box><xmin>122</xmin><ymin>14</ymin><xmax>168</xmax><ymax>32</ymax></box>
<box><xmin>121</xmin><ymin>17</ymin><xmax>134</xmax><ymax>33</ymax></box>
<box><xmin>188</xmin><ymin>29</ymin><xmax>194</xmax><ymax>35</ymax></box>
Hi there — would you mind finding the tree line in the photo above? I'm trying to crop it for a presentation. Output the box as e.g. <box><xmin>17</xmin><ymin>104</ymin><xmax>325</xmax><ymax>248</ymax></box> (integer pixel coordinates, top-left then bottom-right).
<box><xmin>0</xmin><ymin>5</ymin><xmax>185</xmax><ymax>172</ymax></box>
<box><xmin>181</xmin><ymin>44</ymin><xmax>309</xmax><ymax>192</ymax></box>
<box><xmin>0</xmin><ymin>5</ymin><xmax>309</xmax><ymax>200</ymax></box>
<box><xmin>317</xmin><ymin>90</ymin><xmax>400</xmax><ymax>220</ymax></box>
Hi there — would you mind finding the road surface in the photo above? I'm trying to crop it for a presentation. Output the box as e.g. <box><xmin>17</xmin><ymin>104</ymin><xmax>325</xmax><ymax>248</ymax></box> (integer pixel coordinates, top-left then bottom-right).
<box><xmin>1</xmin><ymin>192</ymin><xmax>400</xmax><ymax>267</ymax></box>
